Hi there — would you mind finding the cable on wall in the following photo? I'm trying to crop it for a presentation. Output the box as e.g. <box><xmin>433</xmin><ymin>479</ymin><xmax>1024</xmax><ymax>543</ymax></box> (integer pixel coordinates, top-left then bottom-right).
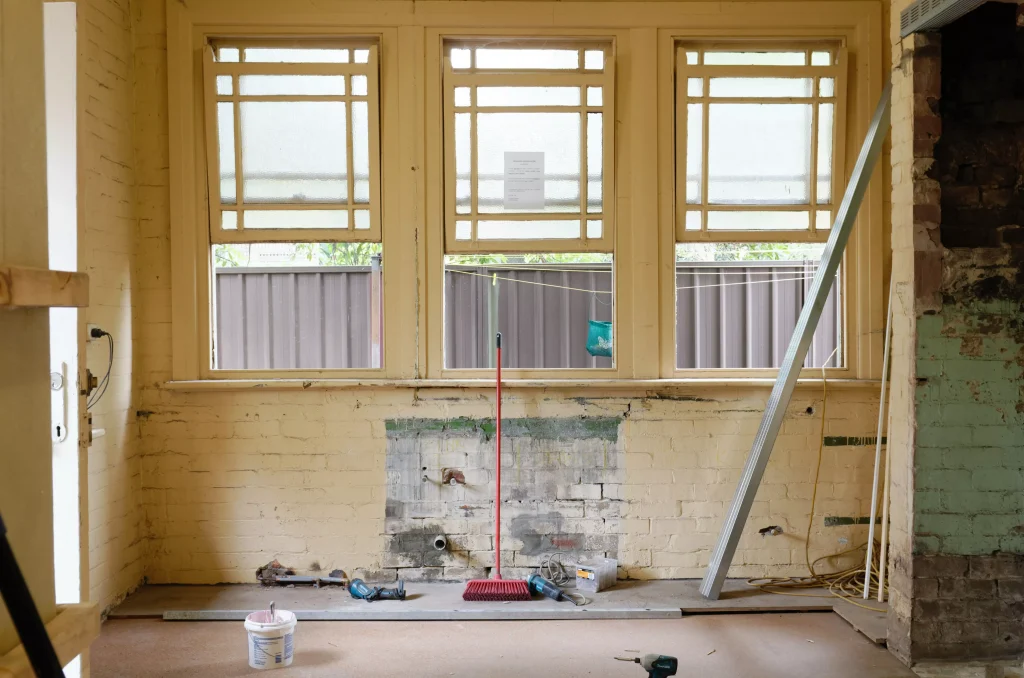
<box><xmin>87</xmin><ymin>327</ymin><xmax>114</xmax><ymax>410</ymax></box>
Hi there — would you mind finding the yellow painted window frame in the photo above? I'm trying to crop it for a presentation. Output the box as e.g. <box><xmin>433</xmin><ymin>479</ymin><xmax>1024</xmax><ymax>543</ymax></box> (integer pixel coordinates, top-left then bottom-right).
<box><xmin>203</xmin><ymin>41</ymin><xmax>383</xmax><ymax>244</ymax></box>
<box><xmin>440</xmin><ymin>39</ymin><xmax>616</xmax><ymax>254</ymax></box>
<box><xmin>657</xmin><ymin>29</ymin><xmax>883</xmax><ymax>381</ymax></box>
<box><xmin>674</xmin><ymin>42</ymin><xmax>848</xmax><ymax>240</ymax></box>
<box><xmin>426</xmin><ymin>28</ymin><xmax>629</xmax><ymax>380</ymax></box>
<box><xmin>165</xmin><ymin>1</ymin><xmax>884</xmax><ymax>386</ymax></box>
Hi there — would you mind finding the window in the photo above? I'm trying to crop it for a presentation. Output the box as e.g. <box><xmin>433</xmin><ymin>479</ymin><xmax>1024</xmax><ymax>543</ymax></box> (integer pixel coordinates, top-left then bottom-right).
<box><xmin>204</xmin><ymin>42</ymin><xmax>383</xmax><ymax>370</ymax></box>
<box><xmin>674</xmin><ymin>44</ymin><xmax>846</xmax><ymax>369</ymax></box>
<box><xmin>441</xmin><ymin>41</ymin><xmax>616</xmax><ymax>370</ymax></box>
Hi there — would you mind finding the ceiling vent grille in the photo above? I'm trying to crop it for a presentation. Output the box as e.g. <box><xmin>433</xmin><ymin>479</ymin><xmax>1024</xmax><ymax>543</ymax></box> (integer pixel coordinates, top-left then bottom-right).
<box><xmin>900</xmin><ymin>0</ymin><xmax>988</xmax><ymax>37</ymax></box>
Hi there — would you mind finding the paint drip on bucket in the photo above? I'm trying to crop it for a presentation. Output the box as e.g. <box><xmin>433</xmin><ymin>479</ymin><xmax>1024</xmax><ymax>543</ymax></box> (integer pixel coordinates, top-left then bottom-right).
<box><xmin>245</xmin><ymin>607</ymin><xmax>296</xmax><ymax>670</ymax></box>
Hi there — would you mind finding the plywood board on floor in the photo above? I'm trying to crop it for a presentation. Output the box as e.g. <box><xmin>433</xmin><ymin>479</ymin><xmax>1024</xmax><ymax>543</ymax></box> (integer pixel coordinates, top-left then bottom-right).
<box><xmin>833</xmin><ymin>600</ymin><xmax>888</xmax><ymax>644</ymax></box>
<box><xmin>91</xmin><ymin>615</ymin><xmax>916</xmax><ymax>678</ymax></box>
<box><xmin>109</xmin><ymin>580</ymin><xmax>835</xmax><ymax>622</ymax></box>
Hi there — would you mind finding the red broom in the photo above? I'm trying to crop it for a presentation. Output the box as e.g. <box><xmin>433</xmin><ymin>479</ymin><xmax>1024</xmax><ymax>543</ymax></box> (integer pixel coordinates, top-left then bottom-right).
<box><xmin>463</xmin><ymin>333</ymin><xmax>531</xmax><ymax>602</ymax></box>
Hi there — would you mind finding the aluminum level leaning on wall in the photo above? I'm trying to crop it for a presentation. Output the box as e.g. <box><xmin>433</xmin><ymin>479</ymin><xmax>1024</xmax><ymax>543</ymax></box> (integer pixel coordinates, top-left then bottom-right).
<box><xmin>164</xmin><ymin>0</ymin><xmax>887</xmax><ymax>384</ymax></box>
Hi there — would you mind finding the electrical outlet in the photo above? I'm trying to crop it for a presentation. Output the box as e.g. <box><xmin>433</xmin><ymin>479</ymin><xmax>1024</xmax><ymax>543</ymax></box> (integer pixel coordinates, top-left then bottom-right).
<box><xmin>87</xmin><ymin>323</ymin><xmax>101</xmax><ymax>341</ymax></box>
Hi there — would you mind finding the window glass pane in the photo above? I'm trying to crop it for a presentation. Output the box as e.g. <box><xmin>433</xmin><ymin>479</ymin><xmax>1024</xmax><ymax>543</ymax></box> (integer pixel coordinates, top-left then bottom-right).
<box><xmin>217</xmin><ymin>47</ymin><xmax>239</xmax><ymax>62</ymax></box>
<box><xmin>477</xmin><ymin>87</ymin><xmax>580</xmax><ymax>107</ymax></box>
<box><xmin>354</xmin><ymin>49</ymin><xmax>370</xmax><ymax>64</ymax></box>
<box><xmin>245</xmin><ymin>210</ymin><xmax>349</xmax><ymax>229</ymax></box>
<box><xmin>587</xmin><ymin>113</ymin><xmax>602</xmax><ymax>213</ymax></box>
<box><xmin>475</xmin><ymin>48</ymin><xmax>579</xmax><ymax>70</ymax></box>
<box><xmin>353</xmin><ymin>102</ymin><xmax>370</xmax><ymax>204</ymax></box>
<box><xmin>443</xmin><ymin>253</ymin><xmax>614</xmax><ymax>369</ymax></box>
<box><xmin>216</xmin><ymin>75</ymin><xmax>233</xmax><ymax>95</ymax></box>
<box><xmin>687</xmin><ymin>78</ymin><xmax>703</xmax><ymax>98</ymax></box>
<box><xmin>708</xmin><ymin>78</ymin><xmax>813</xmax><ymax>98</ymax></box>
<box><xmin>476</xmin><ymin>112</ymin><xmax>581</xmax><ymax>214</ymax></box>
<box><xmin>450</xmin><ymin>48</ymin><xmax>471</xmax><ymax>69</ymax></box>
<box><xmin>211</xmin><ymin>242</ymin><xmax>383</xmax><ymax>370</ymax></box>
<box><xmin>817</xmin><ymin>103</ymin><xmax>834</xmax><ymax>204</ymax></box>
<box><xmin>685</xmin><ymin>51</ymin><xmax>699</xmax><ymax>65</ymax></box>
<box><xmin>707</xmin><ymin>103</ymin><xmax>811</xmax><ymax>205</ymax></box>
<box><xmin>706</xmin><ymin>211</ymin><xmax>810</xmax><ymax>230</ymax></box>
<box><xmin>584</xmin><ymin>50</ymin><xmax>604</xmax><ymax>70</ymax></box>
<box><xmin>586</xmin><ymin>220</ymin><xmax>602</xmax><ymax>238</ymax></box>
<box><xmin>218</xmin><ymin>102</ymin><xmax>236</xmax><ymax>205</ymax></box>
<box><xmin>222</xmin><ymin>210</ymin><xmax>238</xmax><ymax>230</ymax></box>
<box><xmin>685</xmin><ymin>211</ymin><xmax>701</xmax><ymax>231</ymax></box>
<box><xmin>240</xmin><ymin>101</ymin><xmax>347</xmax><ymax>203</ymax></box>
<box><xmin>675</xmin><ymin>242</ymin><xmax>840</xmax><ymax>369</ymax></box>
<box><xmin>454</xmin><ymin>87</ymin><xmax>471</xmax><ymax>107</ymax></box>
<box><xmin>685</xmin><ymin>103</ymin><xmax>702</xmax><ymax>204</ymax></box>
<box><xmin>243</xmin><ymin>48</ymin><xmax>349</xmax><ymax>63</ymax></box>
<box><xmin>239</xmin><ymin>75</ymin><xmax>345</xmax><ymax>96</ymax></box>
<box><xmin>477</xmin><ymin>220</ymin><xmax>580</xmax><ymax>239</ymax></box>
<box><xmin>811</xmin><ymin>51</ymin><xmax>832</xmax><ymax>66</ymax></box>
<box><xmin>703</xmin><ymin>51</ymin><xmax>806</xmax><ymax>66</ymax></box>
<box><xmin>819</xmin><ymin>77</ymin><xmax>835</xmax><ymax>98</ymax></box>
<box><xmin>816</xmin><ymin>210</ymin><xmax>832</xmax><ymax>230</ymax></box>
<box><xmin>354</xmin><ymin>209</ymin><xmax>370</xmax><ymax>230</ymax></box>
<box><xmin>455</xmin><ymin>221</ymin><xmax>471</xmax><ymax>240</ymax></box>
<box><xmin>587</xmin><ymin>87</ymin><xmax>602</xmax><ymax>106</ymax></box>
<box><xmin>351</xmin><ymin>75</ymin><xmax>368</xmax><ymax>96</ymax></box>
<box><xmin>455</xmin><ymin>113</ymin><xmax>471</xmax><ymax>214</ymax></box>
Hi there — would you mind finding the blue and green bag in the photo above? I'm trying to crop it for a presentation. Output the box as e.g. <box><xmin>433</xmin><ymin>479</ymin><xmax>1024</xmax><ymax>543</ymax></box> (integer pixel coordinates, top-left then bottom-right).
<box><xmin>586</xmin><ymin>320</ymin><xmax>613</xmax><ymax>358</ymax></box>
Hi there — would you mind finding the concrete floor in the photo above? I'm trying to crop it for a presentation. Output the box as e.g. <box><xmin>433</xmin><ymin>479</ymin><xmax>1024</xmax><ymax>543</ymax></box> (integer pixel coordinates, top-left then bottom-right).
<box><xmin>110</xmin><ymin>580</ymin><xmax>837</xmax><ymax>621</ymax></box>
<box><xmin>91</xmin><ymin>614</ymin><xmax>916</xmax><ymax>678</ymax></box>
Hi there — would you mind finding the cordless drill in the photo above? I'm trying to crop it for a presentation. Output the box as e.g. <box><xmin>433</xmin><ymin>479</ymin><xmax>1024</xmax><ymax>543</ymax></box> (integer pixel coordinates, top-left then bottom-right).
<box><xmin>615</xmin><ymin>654</ymin><xmax>678</xmax><ymax>678</ymax></box>
<box><xmin>348</xmin><ymin>578</ymin><xmax>406</xmax><ymax>602</ymax></box>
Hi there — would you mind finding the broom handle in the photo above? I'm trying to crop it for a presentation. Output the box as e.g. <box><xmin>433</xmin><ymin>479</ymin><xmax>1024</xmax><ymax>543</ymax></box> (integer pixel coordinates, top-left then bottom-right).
<box><xmin>495</xmin><ymin>332</ymin><xmax>502</xmax><ymax>580</ymax></box>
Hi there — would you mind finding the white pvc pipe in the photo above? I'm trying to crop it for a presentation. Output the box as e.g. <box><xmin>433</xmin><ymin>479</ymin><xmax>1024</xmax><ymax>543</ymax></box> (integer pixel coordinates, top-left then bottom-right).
<box><xmin>863</xmin><ymin>276</ymin><xmax>894</xmax><ymax>599</ymax></box>
<box><xmin>878</xmin><ymin>376</ymin><xmax>896</xmax><ymax>602</ymax></box>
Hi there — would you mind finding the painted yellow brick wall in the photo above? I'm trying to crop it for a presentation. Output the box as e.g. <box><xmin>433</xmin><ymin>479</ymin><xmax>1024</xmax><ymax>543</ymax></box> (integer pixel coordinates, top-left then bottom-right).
<box><xmin>130</xmin><ymin>0</ymin><xmax>886</xmax><ymax>584</ymax></box>
<box><xmin>81</xmin><ymin>0</ymin><xmax>145</xmax><ymax>613</ymax></box>
<box><xmin>137</xmin><ymin>384</ymin><xmax>881</xmax><ymax>583</ymax></box>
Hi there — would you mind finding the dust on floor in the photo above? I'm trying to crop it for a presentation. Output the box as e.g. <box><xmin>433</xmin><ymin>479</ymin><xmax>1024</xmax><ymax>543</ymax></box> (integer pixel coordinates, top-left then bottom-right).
<box><xmin>91</xmin><ymin>613</ymin><xmax>915</xmax><ymax>678</ymax></box>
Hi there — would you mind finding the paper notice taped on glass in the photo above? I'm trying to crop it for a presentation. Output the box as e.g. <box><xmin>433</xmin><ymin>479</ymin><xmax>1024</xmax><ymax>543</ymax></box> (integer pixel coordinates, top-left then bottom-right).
<box><xmin>504</xmin><ymin>151</ymin><xmax>545</xmax><ymax>210</ymax></box>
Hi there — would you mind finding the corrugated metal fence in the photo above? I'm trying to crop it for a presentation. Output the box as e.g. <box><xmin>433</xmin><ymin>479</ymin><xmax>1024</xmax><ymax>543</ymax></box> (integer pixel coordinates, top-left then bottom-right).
<box><xmin>214</xmin><ymin>261</ymin><xmax>839</xmax><ymax>370</ymax></box>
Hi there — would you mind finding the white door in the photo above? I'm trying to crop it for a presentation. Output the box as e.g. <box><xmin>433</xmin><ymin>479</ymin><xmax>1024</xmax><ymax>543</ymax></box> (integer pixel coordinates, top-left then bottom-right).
<box><xmin>45</xmin><ymin>4</ymin><xmax>82</xmax><ymax>676</ymax></box>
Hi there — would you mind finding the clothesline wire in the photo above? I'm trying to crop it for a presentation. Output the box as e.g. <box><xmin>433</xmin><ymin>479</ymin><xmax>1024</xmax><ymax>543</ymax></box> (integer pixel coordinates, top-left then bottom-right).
<box><xmin>447</xmin><ymin>268</ymin><xmax>834</xmax><ymax>295</ymax></box>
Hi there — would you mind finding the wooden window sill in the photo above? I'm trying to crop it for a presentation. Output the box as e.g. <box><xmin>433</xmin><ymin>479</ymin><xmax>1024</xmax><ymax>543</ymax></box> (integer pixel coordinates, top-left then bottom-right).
<box><xmin>162</xmin><ymin>377</ymin><xmax>880</xmax><ymax>392</ymax></box>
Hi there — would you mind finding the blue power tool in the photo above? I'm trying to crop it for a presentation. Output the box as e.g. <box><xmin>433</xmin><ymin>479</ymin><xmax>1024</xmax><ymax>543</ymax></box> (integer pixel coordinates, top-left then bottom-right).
<box><xmin>348</xmin><ymin>578</ymin><xmax>406</xmax><ymax>602</ymax></box>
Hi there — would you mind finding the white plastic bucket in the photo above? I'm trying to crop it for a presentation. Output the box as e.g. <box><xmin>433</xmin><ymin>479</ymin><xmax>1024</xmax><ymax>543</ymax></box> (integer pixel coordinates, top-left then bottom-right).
<box><xmin>244</xmin><ymin>609</ymin><xmax>296</xmax><ymax>670</ymax></box>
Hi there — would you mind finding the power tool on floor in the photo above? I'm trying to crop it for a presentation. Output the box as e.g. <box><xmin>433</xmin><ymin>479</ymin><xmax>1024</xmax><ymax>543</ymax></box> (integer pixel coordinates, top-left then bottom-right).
<box><xmin>527</xmin><ymin>573</ymin><xmax>585</xmax><ymax>606</ymax></box>
<box><xmin>348</xmin><ymin>578</ymin><xmax>406</xmax><ymax>602</ymax></box>
<box><xmin>614</xmin><ymin>654</ymin><xmax>678</xmax><ymax>678</ymax></box>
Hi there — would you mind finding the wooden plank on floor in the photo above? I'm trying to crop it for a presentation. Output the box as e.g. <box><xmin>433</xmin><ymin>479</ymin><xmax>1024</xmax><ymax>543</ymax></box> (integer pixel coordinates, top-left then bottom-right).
<box><xmin>833</xmin><ymin>600</ymin><xmax>888</xmax><ymax>644</ymax></box>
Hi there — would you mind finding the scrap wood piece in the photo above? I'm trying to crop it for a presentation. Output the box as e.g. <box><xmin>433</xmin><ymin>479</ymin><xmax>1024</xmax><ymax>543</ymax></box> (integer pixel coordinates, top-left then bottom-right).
<box><xmin>0</xmin><ymin>264</ymin><xmax>88</xmax><ymax>309</ymax></box>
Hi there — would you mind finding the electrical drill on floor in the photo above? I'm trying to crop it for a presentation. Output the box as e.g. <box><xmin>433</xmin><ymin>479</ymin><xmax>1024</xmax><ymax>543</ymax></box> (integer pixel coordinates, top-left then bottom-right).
<box><xmin>348</xmin><ymin>578</ymin><xmax>406</xmax><ymax>602</ymax></box>
<box><xmin>614</xmin><ymin>654</ymin><xmax>678</xmax><ymax>678</ymax></box>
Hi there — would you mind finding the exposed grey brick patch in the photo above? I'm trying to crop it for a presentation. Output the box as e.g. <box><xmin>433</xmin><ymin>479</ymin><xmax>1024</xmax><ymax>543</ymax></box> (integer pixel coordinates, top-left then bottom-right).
<box><xmin>822</xmin><ymin>516</ymin><xmax>882</xmax><ymax>526</ymax></box>
<box><xmin>384</xmin><ymin>417</ymin><xmax>624</xmax><ymax>580</ymax></box>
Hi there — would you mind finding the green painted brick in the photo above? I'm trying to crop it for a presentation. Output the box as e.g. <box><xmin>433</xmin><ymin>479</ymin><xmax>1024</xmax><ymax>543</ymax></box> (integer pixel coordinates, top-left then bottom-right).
<box><xmin>973</xmin><ymin>514</ymin><xmax>1024</xmax><ymax>536</ymax></box>
<box><xmin>972</xmin><ymin>426</ymin><xmax>1024</xmax><ymax>447</ymax></box>
<box><xmin>913</xmin><ymin>534</ymin><xmax>943</xmax><ymax>555</ymax></box>
<box><xmin>917</xmin><ymin>468</ymin><xmax>973</xmax><ymax>492</ymax></box>
<box><xmin>941</xmin><ymin>448</ymin><xmax>1006</xmax><ymax>470</ymax></box>
<box><xmin>915</xmin><ymin>513</ymin><xmax>972</xmax><ymax>537</ymax></box>
<box><xmin>945</xmin><ymin>359</ymin><xmax>1016</xmax><ymax>381</ymax></box>
<box><xmin>972</xmin><ymin>468</ymin><xmax>1023</xmax><ymax>492</ymax></box>
<box><xmin>940</xmin><ymin>490</ymin><xmax>1010</xmax><ymax>514</ymax></box>
<box><xmin>941</xmin><ymin>404</ymin><xmax>1007</xmax><ymax>427</ymax></box>
<box><xmin>917</xmin><ymin>490</ymin><xmax>942</xmax><ymax>512</ymax></box>
<box><xmin>916</xmin><ymin>426</ymin><xmax>973</xmax><ymax>449</ymax></box>
<box><xmin>946</xmin><ymin>534</ymin><xmax>1003</xmax><ymax>555</ymax></box>
<box><xmin>916</xmin><ymin>314</ymin><xmax>946</xmax><ymax>338</ymax></box>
